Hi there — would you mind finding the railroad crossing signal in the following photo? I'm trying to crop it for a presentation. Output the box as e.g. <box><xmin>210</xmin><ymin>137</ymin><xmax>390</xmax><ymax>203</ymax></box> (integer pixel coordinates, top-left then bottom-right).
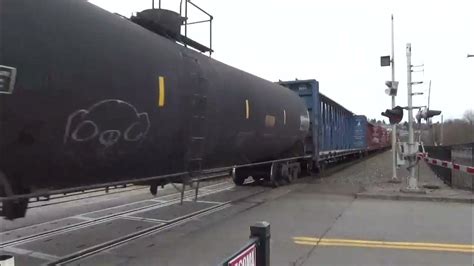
<box><xmin>416</xmin><ymin>108</ymin><xmax>442</xmax><ymax>123</ymax></box>
<box><xmin>381</xmin><ymin>106</ymin><xmax>404</xmax><ymax>125</ymax></box>
<box><xmin>385</xmin><ymin>80</ymin><xmax>399</xmax><ymax>96</ymax></box>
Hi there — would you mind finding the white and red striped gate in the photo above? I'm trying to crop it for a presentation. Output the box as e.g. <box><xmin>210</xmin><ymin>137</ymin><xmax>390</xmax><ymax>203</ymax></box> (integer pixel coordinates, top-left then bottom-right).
<box><xmin>417</xmin><ymin>153</ymin><xmax>474</xmax><ymax>175</ymax></box>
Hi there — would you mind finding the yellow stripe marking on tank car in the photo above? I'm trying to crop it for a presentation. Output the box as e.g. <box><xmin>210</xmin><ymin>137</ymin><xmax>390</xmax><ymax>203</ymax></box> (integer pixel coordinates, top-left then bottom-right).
<box><xmin>158</xmin><ymin>76</ymin><xmax>165</xmax><ymax>107</ymax></box>
<box><xmin>283</xmin><ymin>109</ymin><xmax>287</xmax><ymax>125</ymax></box>
<box><xmin>245</xmin><ymin>99</ymin><xmax>250</xmax><ymax>119</ymax></box>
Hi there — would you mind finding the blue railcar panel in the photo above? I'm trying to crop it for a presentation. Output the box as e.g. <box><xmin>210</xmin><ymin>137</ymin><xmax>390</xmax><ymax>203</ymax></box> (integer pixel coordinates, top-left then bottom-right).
<box><xmin>353</xmin><ymin>115</ymin><xmax>367</xmax><ymax>149</ymax></box>
<box><xmin>280</xmin><ymin>79</ymin><xmax>369</xmax><ymax>164</ymax></box>
<box><xmin>319</xmin><ymin>94</ymin><xmax>355</xmax><ymax>152</ymax></box>
<box><xmin>278</xmin><ymin>80</ymin><xmax>320</xmax><ymax>162</ymax></box>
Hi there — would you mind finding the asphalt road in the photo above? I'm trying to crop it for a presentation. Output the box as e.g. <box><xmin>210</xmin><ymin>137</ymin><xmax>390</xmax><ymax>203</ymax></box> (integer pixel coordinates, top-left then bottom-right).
<box><xmin>76</xmin><ymin>181</ymin><xmax>473</xmax><ymax>266</ymax></box>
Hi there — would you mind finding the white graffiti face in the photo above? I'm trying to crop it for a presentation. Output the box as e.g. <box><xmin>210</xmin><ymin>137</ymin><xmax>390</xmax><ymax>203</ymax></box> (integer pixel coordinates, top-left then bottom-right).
<box><xmin>64</xmin><ymin>99</ymin><xmax>150</xmax><ymax>148</ymax></box>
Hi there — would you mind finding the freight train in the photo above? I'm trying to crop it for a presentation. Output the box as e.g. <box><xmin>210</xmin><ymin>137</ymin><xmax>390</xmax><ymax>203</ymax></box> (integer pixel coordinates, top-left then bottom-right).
<box><xmin>0</xmin><ymin>0</ymin><xmax>388</xmax><ymax>219</ymax></box>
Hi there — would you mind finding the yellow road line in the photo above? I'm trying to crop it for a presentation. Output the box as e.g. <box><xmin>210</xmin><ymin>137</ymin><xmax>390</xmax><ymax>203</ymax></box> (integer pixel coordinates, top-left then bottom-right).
<box><xmin>294</xmin><ymin>240</ymin><xmax>474</xmax><ymax>253</ymax></box>
<box><xmin>158</xmin><ymin>76</ymin><xmax>165</xmax><ymax>107</ymax></box>
<box><xmin>293</xmin><ymin>237</ymin><xmax>474</xmax><ymax>249</ymax></box>
<box><xmin>293</xmin><ymin>237</ymin><xmax>474</xmax><ymax>253</ymax></box>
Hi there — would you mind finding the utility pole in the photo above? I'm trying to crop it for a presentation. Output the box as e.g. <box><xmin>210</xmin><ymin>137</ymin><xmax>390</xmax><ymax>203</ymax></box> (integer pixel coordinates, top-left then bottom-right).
<box><xmin>380</xmin><ymin>15</ymin><xmax>400</xmax><ymax>183</ymax></box>
<box><xmin>390</xmin><ymin>15</ymin><xmax>399</xmax><ymax>183</ymax></box>
<box><xmin>402</xmin><ymin>43</ymin><xmax>424</xmax><ymax>193</ymax></box>
<box><xmin>440</xmin><ymin>115</ymin><xmax>444</xmax><ymax>145</ymax></box>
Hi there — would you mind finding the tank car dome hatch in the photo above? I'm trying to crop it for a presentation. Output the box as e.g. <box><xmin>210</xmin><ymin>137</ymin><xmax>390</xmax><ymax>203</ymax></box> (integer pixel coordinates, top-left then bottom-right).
<box><xmin>131</xmin><ymin>8</ymin><xmax>213</xmax><ymax>54</ymax></box>
<box><xmin>132</xmin><ymin>9</ymin><xmax>184</xmax><ymax>38</ymax></box>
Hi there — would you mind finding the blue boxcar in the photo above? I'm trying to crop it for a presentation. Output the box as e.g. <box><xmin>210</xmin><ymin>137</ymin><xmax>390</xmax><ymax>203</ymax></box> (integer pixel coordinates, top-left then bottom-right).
<box><xmin>353</xmin><ymin>115</ymin><xmax>368</xmax><ymax>149</ymax></box>
<box><xmin>318</xmin><ymin>93</ymin><xmax>355</xmax><ymax>152</ymax></box>
<box><xmin>277</xmin><ymin>80</ymin><xmax>320</xmax><ymax>162</ymax></box>
<box><xmin>279</xmin><ymin>79</ymin><xmax>368</xmax><ymax>164</ymax></box>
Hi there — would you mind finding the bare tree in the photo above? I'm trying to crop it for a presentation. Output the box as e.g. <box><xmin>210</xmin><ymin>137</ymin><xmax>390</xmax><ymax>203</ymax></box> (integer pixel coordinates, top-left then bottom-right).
<box><xmin>436</xmin><ymin>118</ymin><xmax>474</xmax><ymax>145</ymax></box>
<box><xmin>463</xmin><ymin>109</ymin><xmax>474</xmax><ymax>125</ymax></box>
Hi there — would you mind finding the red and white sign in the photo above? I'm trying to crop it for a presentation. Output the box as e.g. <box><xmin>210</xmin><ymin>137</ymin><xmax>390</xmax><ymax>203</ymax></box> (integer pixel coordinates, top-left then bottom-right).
<box><xmin>228</xmin><ymin>243</ymin><xmax>256</xmax><ymax>266</ymax></box>
<box><xmin>417</xmin><ymin>153</ymin><xmax>474</xmax><ymax>175</ymax></box>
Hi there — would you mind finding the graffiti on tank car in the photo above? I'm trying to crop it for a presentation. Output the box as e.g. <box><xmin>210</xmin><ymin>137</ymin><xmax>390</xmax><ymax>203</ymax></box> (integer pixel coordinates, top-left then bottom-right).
<box><xmin>64</xmin><ymin>99</ymin><xmax>150</xmax><ymax>147</ymax></box>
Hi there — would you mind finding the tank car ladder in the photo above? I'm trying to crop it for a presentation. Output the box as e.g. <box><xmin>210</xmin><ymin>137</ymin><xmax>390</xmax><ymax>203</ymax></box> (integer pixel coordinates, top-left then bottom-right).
<box><xmin>180</xmin><ymin>75</ymin><xmax>208</xmax><ymax>204</ymax></box>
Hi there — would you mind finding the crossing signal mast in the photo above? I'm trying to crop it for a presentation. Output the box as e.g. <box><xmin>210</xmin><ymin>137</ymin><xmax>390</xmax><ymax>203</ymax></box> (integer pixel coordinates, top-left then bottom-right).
<box><xmin>401</xmin><ymin>43</ymin><xmax>441</xmax><ymax>193</ymax></box>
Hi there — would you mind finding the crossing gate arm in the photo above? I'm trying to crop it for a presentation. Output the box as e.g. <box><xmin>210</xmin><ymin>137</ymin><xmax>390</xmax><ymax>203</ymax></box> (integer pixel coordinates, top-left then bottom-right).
<box><xmin>417</xmin><ymin>153</ymin><xmax>474</xmax><ymax>175</ymax></box>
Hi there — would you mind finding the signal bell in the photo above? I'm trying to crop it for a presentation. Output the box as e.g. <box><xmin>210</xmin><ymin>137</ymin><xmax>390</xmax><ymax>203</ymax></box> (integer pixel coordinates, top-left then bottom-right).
<box><xmin>381</xmin><ymin>106</ymin><xmax>404</xmax><ymax>125</ymax></box>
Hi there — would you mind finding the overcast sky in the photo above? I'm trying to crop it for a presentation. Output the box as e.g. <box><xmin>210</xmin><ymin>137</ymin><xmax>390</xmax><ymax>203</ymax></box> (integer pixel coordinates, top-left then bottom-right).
<box><xmin>90</xmin><ymin>0</ymin><xmax>474</xmax><ymax>122</ymax></box>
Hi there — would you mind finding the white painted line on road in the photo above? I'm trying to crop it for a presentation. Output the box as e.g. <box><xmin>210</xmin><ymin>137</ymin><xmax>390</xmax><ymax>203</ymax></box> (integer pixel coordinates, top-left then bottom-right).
<box><xmin>118</xmin><ymin>216</ymin><xmax>167</xmax><ymax>224</ymax></box>
<box><xmin>80</xmin><ymin>200</ymin><xmax>159</xmax><ymax>216</ymax></box>
<box><xmin>3</xmin><ymin>246</ymin><xmax>60</xmax><ymax>261</ymax></box>
<box><xmin>123</xmin><ymin>186</ymin><xmax>234</xmax><ymax>217</ymax></box>
<box><xmin>148</xmin><ymin>199</ymin><xmax>169</xmax><ymax>203</ymax></box>
<box><xmin>68</xmin><ymin>182</ymin><xmax>231</xmax><ymax>218</ymax></box>
<box><xmin>72</xmin><ymin>216</ymin><xmax>95</xmax><ymax>221</ymax></box>
<box><xmin>183</xmin><ymin>200</ymin><xmax>225</xmax><ymax>205</ymax></box>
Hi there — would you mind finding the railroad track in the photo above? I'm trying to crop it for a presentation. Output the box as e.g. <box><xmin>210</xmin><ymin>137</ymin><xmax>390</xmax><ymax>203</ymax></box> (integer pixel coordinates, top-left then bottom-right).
<box><xmin>50</xmin><ymin>201</ymin><xmax>232</xmax><ymax>265</ymax></box>
<box><xmin>0</xmin><ymin>171</ymin><xmax>229</xmax><ymax>215</ymax></box>
<box><xmin>0</xmin><ymin>181</ymin><xmax>231</xmax><ymax>249</ymax></box>
<box><xmin>0</xmin><ymin>180</ymin><xmax>267</xmax><ymax>265</ymax></box>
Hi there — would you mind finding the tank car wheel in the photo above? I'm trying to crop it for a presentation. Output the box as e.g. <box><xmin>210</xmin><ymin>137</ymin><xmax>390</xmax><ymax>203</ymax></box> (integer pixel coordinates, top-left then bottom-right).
<box><xmin>318</xmin><ymin>162</ymin><xmax>327</xmax><ymax>178</ymax></box>
<box><xmin>0</xmin><ymin>172</ymin><xmax>29</xmax><ymax>219</ymax></box>
<box><xmin>233</xmin><ymin>175</ymin><xmax>246</xmax><ymax>186</ymax></box>
<box><xmin>149</xmin><ymin>184</ymin><xmax>158</xmax><ymax>196</ymax></box>
<box><xmin>231</xmin><ymin>168</ymin><xmax>247</xmax><ymax>186</ymax></box>
<box><xmin>305</xmin><ymin>161</ymin><xmax>315</xmax><ymax>176</ymax></box>
<box><xmin>288</xmin><ymin>167</ymin><xmax>299</xmax><ymax>183</ymax></box>
<box><xmin>269</xmin><ymin>178</ymin><xmax>280</xmax><ymax>187</ymax></box>
<box><xmin>2</xmin><ymin>198</ymin><xmax>28</xmax><ymax>220</ymax></box>
<box><xmin>270</xmin><ymin>163</ymin><xmax>281</xmax><ymax>187</ymax></box>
